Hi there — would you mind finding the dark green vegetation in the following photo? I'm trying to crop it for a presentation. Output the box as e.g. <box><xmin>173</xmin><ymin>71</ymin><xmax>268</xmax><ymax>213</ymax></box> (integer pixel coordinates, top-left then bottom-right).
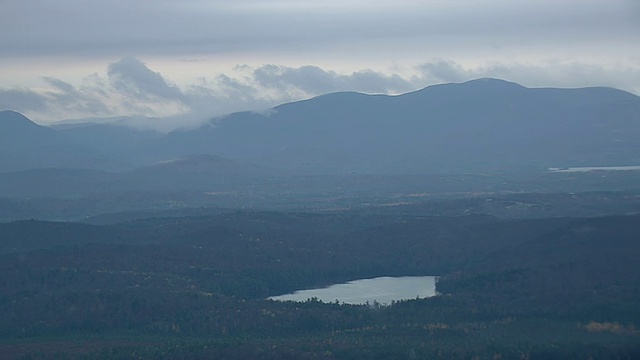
<box><xmin>2</xmin><ymin>79</ymin><xmax>640</xmax><ymax>358</ymax></box>
<box><xmin>1</xmin><ymin>194</ymin><xmax>639</xmax><ymax>359</ymax></box>
<box><xmin>2</xmin><ymin>168</ymin><xmax>640</xmax><ymax>223</ymax></box>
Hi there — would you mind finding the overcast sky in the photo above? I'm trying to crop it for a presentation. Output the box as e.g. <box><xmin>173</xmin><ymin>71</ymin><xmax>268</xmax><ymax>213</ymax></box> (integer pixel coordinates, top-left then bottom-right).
<box><xmin>1</xmin><ymin>0</ymin><xmax>638</xmax><ymax>127</ymax></box>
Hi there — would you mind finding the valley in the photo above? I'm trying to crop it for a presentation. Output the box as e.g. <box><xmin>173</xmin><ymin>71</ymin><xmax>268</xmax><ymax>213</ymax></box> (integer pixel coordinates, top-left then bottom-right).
<box><xmin>1</xmin><ymin>79</ymin><xmax>639</xmax><ymax>359</ymax></box>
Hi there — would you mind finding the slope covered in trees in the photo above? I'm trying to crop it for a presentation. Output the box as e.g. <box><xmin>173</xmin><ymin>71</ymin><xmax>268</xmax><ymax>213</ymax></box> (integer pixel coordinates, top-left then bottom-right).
<box><xmin>1</xmin><ymin>208</ymin><xmax>639</xmax><ymax>359</ymax></box>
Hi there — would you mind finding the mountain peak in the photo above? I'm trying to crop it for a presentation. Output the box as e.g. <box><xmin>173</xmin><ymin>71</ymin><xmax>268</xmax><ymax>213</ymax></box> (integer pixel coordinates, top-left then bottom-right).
<box><xmin>465</xmin><ymin>77</ymin><xmax>513</xmax><ymax>83</ymax></box>
<box><xmin>1</xmin><ymin>109</ymin><xmax>32</xmax><ymax>121</ymax></box>
<box><xmin>461</xmin><ymin>77</ymin><xmax>524</xmax><ymax>87</ymax></box>
<box><xmin>0</xmin><ymin>110</ymin><xmax>53</xmax><ymax>137</ymax></box>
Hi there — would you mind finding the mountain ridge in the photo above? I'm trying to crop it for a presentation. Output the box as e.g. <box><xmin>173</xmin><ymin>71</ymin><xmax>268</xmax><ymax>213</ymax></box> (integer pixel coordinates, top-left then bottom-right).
<box><xmin>2</xmin><ymin>78</ymin><xmax>640</xmax><ymax>174</ymax></box>
<box><xmin>158</xmin><ymin>78</ymin><xmax>640</xmax><ymax>174</ymax></box>
<box><xmin>0</xmin><ymin>110</ymin><xmax>56</xmax><ymax>142</ymax></box>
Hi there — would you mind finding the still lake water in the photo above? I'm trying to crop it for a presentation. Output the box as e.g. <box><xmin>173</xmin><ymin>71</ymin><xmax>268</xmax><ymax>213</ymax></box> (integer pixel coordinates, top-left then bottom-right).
<box><xmin>548</xmin><ymin>165</ymin><xmax>640</xmax><ymax>172</ymax></box>
<box><xmin>269</xmin><ymin>276</ymin><xmax>437</xmax><ymax>305</ymax></box>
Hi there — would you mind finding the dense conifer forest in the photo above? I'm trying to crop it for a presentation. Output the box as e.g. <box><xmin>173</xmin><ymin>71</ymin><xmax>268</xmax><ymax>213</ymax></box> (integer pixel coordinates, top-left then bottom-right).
<box><xmin>1</xmin><ymin>194</ymin><xmax>639</xmax><ymax>359</ymax></box>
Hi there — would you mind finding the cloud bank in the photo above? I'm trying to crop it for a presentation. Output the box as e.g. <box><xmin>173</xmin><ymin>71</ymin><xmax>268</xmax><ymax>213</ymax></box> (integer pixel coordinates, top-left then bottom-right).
<box><xmin>1</xmin><ymin>1</ymin><xmax>637</xmax><ymax>130</ymax></box>
<box><xmin>1</xmin><ymin>0</ymin><xmax>637</xmax><ymax>60</ymax></box>
<box><xmin>1</xmin><ymin>57</ymin><xmax>639</xmax><ymax>131</ymax></box>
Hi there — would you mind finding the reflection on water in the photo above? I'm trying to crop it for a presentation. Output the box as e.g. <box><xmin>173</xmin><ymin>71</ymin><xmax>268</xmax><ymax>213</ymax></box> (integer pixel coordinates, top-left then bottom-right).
<box><xmin>269</xmin><ymin>276</ymin><xmax>437</xmax><ymax>305</ymax></box>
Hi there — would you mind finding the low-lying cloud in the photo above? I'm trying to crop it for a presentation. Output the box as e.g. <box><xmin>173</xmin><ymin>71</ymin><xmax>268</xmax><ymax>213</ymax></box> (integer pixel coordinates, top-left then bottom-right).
<box><xmin>108</xmin><ymin>57</ymin><xmax>187</xmax><ymax>103</ymax></box>
<box><xmin>1</xmin><ymin>57</ymin><xmax>639</xmax><ymax>131</ymax></box>
<box><xmin>0</xmin><ymin>57</ymin><xmax>425</xmax><ymax>127</ymax></box>
<box><xmin>418</xmin><ymin>60</ymin><xmax>640</xmax><ymax>92</ymax></box>
<box><xmin>252</xmin><ymin>65</ymin><xmax>414</xmax><ymax>95</ymax></box>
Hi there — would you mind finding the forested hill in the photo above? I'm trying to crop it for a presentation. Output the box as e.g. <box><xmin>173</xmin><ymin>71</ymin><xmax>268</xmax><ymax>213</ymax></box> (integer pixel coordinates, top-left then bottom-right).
<box><xmin>1</xmin><ymin>210</ymin><xmax>639</xmax><ymax>358</ymax></box>
<box><xmin>3</xmin><ymin>78</ymin><xmax>640</xmax><ymax>174</ymax></box>
<box><xmin>144</xmin><ymin>78</ymin><xmax>640</xmax><ymax>173</ymax></box>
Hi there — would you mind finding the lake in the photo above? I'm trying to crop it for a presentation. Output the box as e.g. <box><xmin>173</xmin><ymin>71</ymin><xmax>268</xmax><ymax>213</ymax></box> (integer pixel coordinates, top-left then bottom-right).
<box><xmin>548</xmin><ymin>165</ymin><xmax>640</xmax><ymax>172</ymax></box>
<box><xmin>268</xmin><ymin>276</ymin><xmax>437</xmax><ymax>305</ymax></box>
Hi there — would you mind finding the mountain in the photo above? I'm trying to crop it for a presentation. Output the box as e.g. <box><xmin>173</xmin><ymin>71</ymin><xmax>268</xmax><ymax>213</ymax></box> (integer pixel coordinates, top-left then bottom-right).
<box><xmin>155</xmin><ymin>79</ymin><xmax>640</xmax><ymax>174</ymax></box>
<box><xmin>0</xmin><ymin>110</ymin><xmax>55</xmax><ymax>141</ymax></box>
<box><xmin>0</xmin><ymin>112</ymin><xmax>165</xmax><ymax>173</ymax></box>
<box><xmin>2</xmin><ymin>79</ymin><xmax>640</xmax><ymax>175</ymax></box>
<box><xmin>0</xmin><ymin>110</ymin><xmax>64</xmax><ymax>172</ymax></box>
<box><xmin>53</xmin><ymin>122</ymin><xmax>163</xmax><ymax>169</ymax></box>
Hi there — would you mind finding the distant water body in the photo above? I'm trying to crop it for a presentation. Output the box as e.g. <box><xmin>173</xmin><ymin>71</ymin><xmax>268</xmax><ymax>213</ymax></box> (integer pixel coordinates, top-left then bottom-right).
<box><xmin>549</xmin><ymin>166</ymin><xmax>640</xmax><ymax>172</ymax></box>
<box><xmin>269</xmin><ymin>276</ymin><xmax>437</xmax><ymax>305</ymax></box>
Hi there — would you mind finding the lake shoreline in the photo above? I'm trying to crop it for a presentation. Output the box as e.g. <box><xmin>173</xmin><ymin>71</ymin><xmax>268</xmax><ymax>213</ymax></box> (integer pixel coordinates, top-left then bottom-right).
<box><xmin>268</xmin><ymin>276</ymin><xmax>438</xmax><ymax>305</ymax></box>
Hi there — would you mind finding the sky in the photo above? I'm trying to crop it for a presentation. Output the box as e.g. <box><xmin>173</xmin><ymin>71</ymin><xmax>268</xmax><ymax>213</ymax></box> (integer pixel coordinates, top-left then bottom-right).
<box><xmin>1</xmin><ymin>0</ymin><xmax>639</xmax><ymax>129</ymax></box>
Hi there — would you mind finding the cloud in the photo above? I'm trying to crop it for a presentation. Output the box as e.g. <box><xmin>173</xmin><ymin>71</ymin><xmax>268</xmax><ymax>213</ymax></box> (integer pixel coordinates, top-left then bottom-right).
<box><xmin>252</xmin><ymin>65</ymin><xmax>414</xmax><ymax>96</ymax></box>
<box><xmin>1</xmin><ymin>57</ymin><xmax>638</xmax><ymax>130</ymax></box>
<box><xmin>0</xmin><ymin>57</ymin><xmax>193</xmax><ymax>122</ymax></box>
<box><xmin>0</xmin><ymin>59</ymin><xmax>418</xmax><ymax>126</ymax></box>
<box><xmin>107</xmin><ymin>57</ymin><xmax>187</xmax><ymax>103</ymax></box>
<box><xmin>1</xmin><ymin>0</ymin><xmax>636</xmax><ymax>62</ymax></box>
<box><xmin>42</xmin><ymin>77</ymin><xmax>110</xmax><ymax>115</ymax></box>
<box><xmin>0</xmin><ymin>79</ymin><xmax>113</xmax><ymax>119</ymax></box>
<box><xmin>0</xmin><ymin>88</ymin><xmax>49</xmax><ymax>113</ymax></box>
<box><xmin>1</xmin><ymin>1</ymin><xmax>637</xmax><ymax>130</ymax></box>
<box><xmin>416</xmin><ymin>60</ymin><xmax>640</xmax><ymax>93</ymax></box>
<box><xmin>417</xmin><ymin>61</ymin><xmax>469</xmax><ymax>83</ymax></box>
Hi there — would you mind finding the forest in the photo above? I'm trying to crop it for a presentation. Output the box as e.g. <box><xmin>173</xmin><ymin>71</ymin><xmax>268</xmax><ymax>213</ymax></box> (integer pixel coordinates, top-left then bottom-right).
<box><xmin>1</xmin><ymin>191</ymin><xmax>639</xmax><ymax>359</ymax></box>
<box><xmin>2</xmin><ymin>3</ymin><xmax>640</xmax><ymax>358</ymax></box>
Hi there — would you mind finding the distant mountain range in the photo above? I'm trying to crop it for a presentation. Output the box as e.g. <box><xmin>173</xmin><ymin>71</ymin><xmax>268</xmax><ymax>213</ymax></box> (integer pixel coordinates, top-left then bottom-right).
<box><xmin>0</xmin><ymin>110</ymin><xmax>160</xmax><ymax>172</ymax></box>
<box><xmin>2</xmin><ymin>78</ymin><xmax>640</xmax><ymax>175</ymax></box>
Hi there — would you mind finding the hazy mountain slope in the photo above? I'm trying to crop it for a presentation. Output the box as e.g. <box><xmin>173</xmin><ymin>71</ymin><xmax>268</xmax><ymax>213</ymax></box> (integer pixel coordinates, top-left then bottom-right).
<box><xmin>0</xmin><ymin>110</ymin><xmax>58</xmax><ymax>172</ymax></box>
<box><xmin>2</xmin><ymin>78</ymin><xmax>639</xmax><ymax>174</ymax></box>
<box><xmin>156</xmin><ymin>79</ymin><xmax>640</xmax><ymax>174</ymax></box>
<box><xmin>52</xmin><ymin>122</ymin><xmax>163</xmax><ymax>170</ymax></box>
<box><xmin>0</xmin><ymin>111</ymin><xmax>122</xmax><ymax>172</ymax></box>
<box><xmin>0</xmin><ymin>110</ymin><xmax>55</xmax><ymax>143</ymax></box>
